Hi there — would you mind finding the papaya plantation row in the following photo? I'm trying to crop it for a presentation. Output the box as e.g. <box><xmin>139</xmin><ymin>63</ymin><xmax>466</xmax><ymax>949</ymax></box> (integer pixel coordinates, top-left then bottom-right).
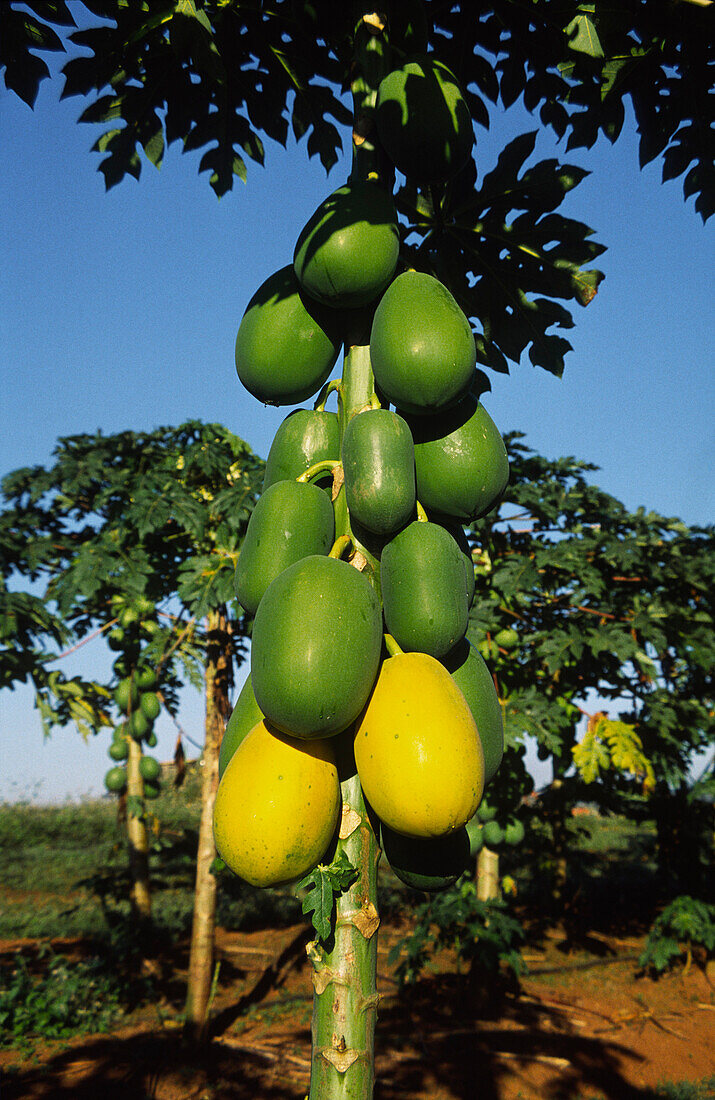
<box><xmin>214</xmin><ymin>35</ymin><xmax>514</xmax><ymax>897</ymax></box>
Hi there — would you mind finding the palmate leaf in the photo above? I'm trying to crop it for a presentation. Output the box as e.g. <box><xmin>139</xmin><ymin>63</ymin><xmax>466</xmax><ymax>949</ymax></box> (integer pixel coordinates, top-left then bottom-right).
<box><xmin>397</xmin><ymin>133</ymin><xmax>605</xmax><ymax>376</ymax></box>
<box><xmin>298</xmin><ymin>850</ymin><xmax>358</xmax><ymax>944</ymax></box>
<box><xmin>0</xmin><ymin>3</ymin><xmax>72</xmax><ymax>108</ymax></box>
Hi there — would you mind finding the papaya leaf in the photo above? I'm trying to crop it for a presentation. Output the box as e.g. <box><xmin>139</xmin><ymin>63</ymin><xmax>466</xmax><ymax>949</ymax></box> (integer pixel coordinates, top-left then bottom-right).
<box><xmin>298</xmin><ymin>850</ymin><xmax>358</xmax><ymax>944</ymax></box>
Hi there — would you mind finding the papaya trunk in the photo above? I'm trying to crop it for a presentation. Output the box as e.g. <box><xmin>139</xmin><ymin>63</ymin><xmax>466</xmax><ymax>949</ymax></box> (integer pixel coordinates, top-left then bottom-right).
<box><xmin>308</xmin><ymin>342</ymin><xmax>380</xmax><ymax>1100</ymax></box>
<box><xmin>476</xmin><ymin>846</ymin><xmax>500</xmax><ymax>902</ymax></box>
<box><xmin>185</xmin><ymin>608</ymin><xmax>232</xmax><ymax>1040</ymax></box>
<box><xmin>126</xmin><ymin>736</ymin><xmax>152</xmax><ymax>920</ymax></box>
<box><xmin>308</xmin><ymin>770</ymin><xmax>380</xmax><ymax>1097</ymax></box>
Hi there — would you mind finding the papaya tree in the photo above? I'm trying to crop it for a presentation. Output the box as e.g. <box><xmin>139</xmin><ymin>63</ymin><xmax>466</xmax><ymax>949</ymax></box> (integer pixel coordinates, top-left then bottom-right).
<box><xmin>0</xmin><ymin>421</ymin><xmax>263</xmax><ymax>1015</ymax></box>
<box><xmin>3</xmin><ymin>2</ymin><xmax>713</xmax><ymax>1097</ymax></box>
<box><xmin>464</xmin><ymin>435</ymin><xmax>714</xmax><ymax>902</ymax></box>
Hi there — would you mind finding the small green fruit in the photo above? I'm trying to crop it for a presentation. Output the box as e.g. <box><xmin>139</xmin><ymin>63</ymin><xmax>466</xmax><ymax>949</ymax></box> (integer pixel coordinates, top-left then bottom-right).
<box><xmin>104</xmin><ymin>766</ymin><xmax>127</xmax><ymax>794</ymax></box>
<box><xmin>139</xmin><ymin>755</ymin><xmax>161</xmax><ymax>782</ymax></box>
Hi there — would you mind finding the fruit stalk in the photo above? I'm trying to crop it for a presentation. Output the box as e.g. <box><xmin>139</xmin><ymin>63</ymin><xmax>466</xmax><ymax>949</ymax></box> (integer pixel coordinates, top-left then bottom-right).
<box><xmin>308</xmin><ymin>342</ymin><xmax>381</xmax><ymax>1100</ymax></box>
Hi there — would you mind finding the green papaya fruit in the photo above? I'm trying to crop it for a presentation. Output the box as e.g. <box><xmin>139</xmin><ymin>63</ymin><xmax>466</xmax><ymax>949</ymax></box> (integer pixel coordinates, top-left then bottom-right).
<box><xmin>107</xmin><ymin>627</ymin><xmax>125</xmax><ymax>652</ymax></box>
<box><xmin>431</xmin><ymin>518</ymin><xmax>475</xmax><ymax>606</ymax></box>
<box><xmin>145</xmin><ymin>730</ymin><xmax>158</xmax><ymax>748</ymax></box>
<box><xmin>235</xmin><ymin>266</ymin><xmax>342</xmax><ymax>405</ymax></box>
<box><xmin>381</xmin><ymin>822</ymin><xmax>470</xmax><ymax>892</ymax></box>
<box><xmin>108</xmin><ymin>738</ymin><xmax>129</xmax><ymax>762</ymax></box>
<box><xmin>375</xmin><ymin>56</ymin><xmax>473</xmax><ymax>182</ymax></box>
<box><xmin>143</xmin><ymin>779</ymin><xmax>161</xmax><ymax>800</ymax></box>
<box><xmin>476</xmin><ymin>798</ymin><xmax>497</xmax><ymax>824</ymax></box>
<box><xmin>251</xmin><ymin>555</ymin><xmax>383</xmax><ymax>738</ymax></box>
<box><xmin>370</xmin><ymin>271</ymin><xmax>476</xmax><ymax>415</ymax></box>
<box><xmin>114</xmin><ymin>677</ymin><xmax>139</xmax><ymax>715</ymax></box>
<box><xmin>139</xmin><ymin>755</ymin><xmax>161</xmax><ymax>782</ymax></box>
<box><xmin>139</xmin><ymin>691</ymin><xmax>161</xmax><ymax>721</ymax></box>
<box><xmin>441</xmin><ymin>639</ymin><xmax>504</xmax><ymax>784</ymax></box>
<box><xmin>404</xmin><ymin>395</ymin><xmax>508</xmax><ymax>521</ymax></box>
<box><xmin>504</xmin><ymin>818</ymin><xmax>525</xmax><ymax>847</ymax></box>
<box><xmin>235</xmin><ymin>480</ymin><xmax>336</xmax><ymax>616</ymax></box>
<box><xmin>293</xmin><ymin>182</ymin><xmax>399</xmax><ymax>309</ymax></box>
<box><xmin>263</xmin><ymin>408</ymin><xmax>340</xmax><ymax>491</ymax></box>
<box><xmin>494</xmin><ymin>627</ymin><xmax>519</xmax><ymax>650</ymax></box>
<box><xmin>104</xmin><ymin>766</ymin><xmax>127</xmax><ymax>794</ymax></box>
<box><xmin>219</xmin><ymin>674</ymin><xmax>264</xmax><ymax>779</ymax></box>
<box><xmin>380</xmin><ymin>521</ymin><xmax>469</xmax><ymax>658</ymax></box>
<box><xmin>135</xmin><ymin>666</ymin><xmax>158</xmax><ymax>691</ymax></box>
<box><xmin>341</xmin><ymin>409</ymin><xmax>415</xmax><ymax>536</ymax></box>
<box><xmin>128</xmin><ymin>709</ymin><xmax>152</xmax><ymax>741</ymax></box>
<box><xmin>482</xmin><ymin>819</ymin><xmax>504</xmax><ymax>847</ymax></box>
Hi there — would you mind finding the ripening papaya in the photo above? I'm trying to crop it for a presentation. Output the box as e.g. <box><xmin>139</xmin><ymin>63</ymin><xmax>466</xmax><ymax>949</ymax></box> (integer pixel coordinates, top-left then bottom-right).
<box><xmin>370</xmin><ymin>271</ymin><xmax>476</xmax><ymax>415</ymax></box>
<box><xmin>235</xmin><ymin>266</ymin><xmax>342</xmax><ymax>405</ymax></box>
<box><xmin>381</xmin><ymin>821</ymin><xmax>471</xmax><ymax>892</ymax></box>
<box><xmin>403</xmin><ymin>395</ymin><xmax>509</xmax><ymax>521</ymax></box>
<box><xmin>219</xmin><ymin>674</ymin><xmax>264</xmax><ymax>779</ymax></box>
<box><xmin>213</xmin><ymin>720</ymin><xmax>340</xmax><ymax>887</ymax></box>
<box><xmin>375</xmin><ymin>57</ymin><xmax>473</xmax><ymax>182</ymax></box>
<box><xmin>263</xmin><ymin>408</ymin><xmax>340</xmax><ymax>491</ymax></box>
<box><xmin>293</xmin><ymin>182</ymin><xmax>400</xmax><ymax>309</ymax></box>
<box><xmin>441</xmin><ymin>638</ymin><xmax>504</xmax><ymax>785</ymax></box>
<box><xmin>235</xmin><ymin>480</ymin><xmax>335</xmax><ymax>616</ymax></box>
<box><xmin>341</xmin><ymin>408</ymin><xmax>415</xmax><ymax>536</ymax></box>
<box><xmin>354</xmin><ymin>651</ymin><xmax>484</xmax><ymax>837</ymax></box>
<box><xmin>380</xmin><ymin>520</ymin><xmax>469</xmax><ymax>658</ymax></box>
<box><xmin>251</xmin><ymin>555</ymin><xmax>383</xmax><ymax>738</ymax></box>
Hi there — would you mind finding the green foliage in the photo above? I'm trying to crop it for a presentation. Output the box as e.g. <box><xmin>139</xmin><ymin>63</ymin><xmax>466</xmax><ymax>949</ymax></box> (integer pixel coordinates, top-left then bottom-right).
<box><xmin>298</xmin><ymin>850</ymin><xmax>359</xmax><ymax>943</ymax></box>
<box><xmin>0</xmin><ymin>421</ymin><xmax>264</xmax><ymax>733</ymax></box>
<box><xmin>638</xmin><ymin>896</ymin><xmax>715</xmax><ymax>976</ymax></box>
<box><xmin>2</xmin><ymin>2</ymin><xmax>711</xmax><ymax>382</ymax></box>
<box><xmin>388</xmin><ymin>879</ymin><xmax>525</xmax><ymax>987</ymax></box>
<box><xmin>467</xmin><ymin>434</ymin><xmax>714</xmax><ymax>815</ymax></box>
<box><xmin>0</xmin><ymin>947</ymin><xmax>129</xmax><ymax>1046</ymax></box>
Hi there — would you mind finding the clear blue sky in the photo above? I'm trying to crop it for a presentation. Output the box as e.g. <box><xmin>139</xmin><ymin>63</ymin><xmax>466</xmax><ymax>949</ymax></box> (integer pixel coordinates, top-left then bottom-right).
<box><xmin>1</xmin><ymin>44</ymin><xmax>713</xmax><ymax>803</ymax></box>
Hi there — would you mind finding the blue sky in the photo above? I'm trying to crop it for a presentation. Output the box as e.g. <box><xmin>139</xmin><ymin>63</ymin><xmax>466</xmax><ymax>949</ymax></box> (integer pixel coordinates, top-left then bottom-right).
<box><xmin>1</xmin><ymin>49</ymin><xmax>713</xmax><ymax>803</ymax></box>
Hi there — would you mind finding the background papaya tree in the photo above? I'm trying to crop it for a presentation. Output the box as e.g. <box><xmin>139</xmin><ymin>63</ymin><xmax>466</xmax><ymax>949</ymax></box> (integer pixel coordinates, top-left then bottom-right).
<box><xmin>476</xmin><ymin>436</ymin><xmax>713</xmax><ymax>907</ymax></box>
<box><xmin>0</xmin><ymin>421</ymin><xmax>263</xmax><ymax>1029</ymax></box>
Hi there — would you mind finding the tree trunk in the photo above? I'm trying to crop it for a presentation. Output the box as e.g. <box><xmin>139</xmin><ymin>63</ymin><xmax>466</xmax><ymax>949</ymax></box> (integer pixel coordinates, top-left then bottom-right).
<box><xmin>126</xmin><ymin>735</ymin><xmax>152</xmax><ymax>919</ymax></box>
<box><xmin>308</xmin><ymin>769</ymin><xmax>380</xmax><ymax>1098</ymax></box>
<box><xmin>184</xmin><ymin>607</ymin><xmax>232</xmax><ymax>1040</ymax></box>
<box><xmin>477</xmin><ymin>846</ymin><xmax>500</xmax><ymax>901</ymax></box>
<box><xmin>306</xmin><ymin>341</ymin><xmax>381</xmax><ymax>1099</ymax></box>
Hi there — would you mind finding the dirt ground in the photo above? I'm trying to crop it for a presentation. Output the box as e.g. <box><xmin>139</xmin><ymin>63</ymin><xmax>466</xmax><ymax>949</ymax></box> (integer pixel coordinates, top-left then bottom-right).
<box><xmin>2</xmin><ymin>920</ymin><xmax>714</xmax><ymax>1100</ymax></box>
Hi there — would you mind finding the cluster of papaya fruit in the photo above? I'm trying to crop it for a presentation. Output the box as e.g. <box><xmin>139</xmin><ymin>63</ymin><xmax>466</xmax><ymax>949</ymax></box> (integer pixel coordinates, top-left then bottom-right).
<box><xmin>214</xmin><ymin>32</ymin><xmax>512</xmax><ymax>893</ymax></box>
<box><xmin>104</xmin><ymin>598</ymin><xmax>163</xmax><ymax>799</ymax></box>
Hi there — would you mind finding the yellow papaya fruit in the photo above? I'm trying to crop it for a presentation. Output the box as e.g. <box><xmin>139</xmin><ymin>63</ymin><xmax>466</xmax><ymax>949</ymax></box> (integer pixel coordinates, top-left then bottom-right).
<box><xmin>354</xmin><ymin>652</ymin><xmax>484</xmax><ymax>838</ymax></box>
<box><xmin>213</xmin><ymin>720</ymin><xmax>340</xmax><ymax>887</ymax></box>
